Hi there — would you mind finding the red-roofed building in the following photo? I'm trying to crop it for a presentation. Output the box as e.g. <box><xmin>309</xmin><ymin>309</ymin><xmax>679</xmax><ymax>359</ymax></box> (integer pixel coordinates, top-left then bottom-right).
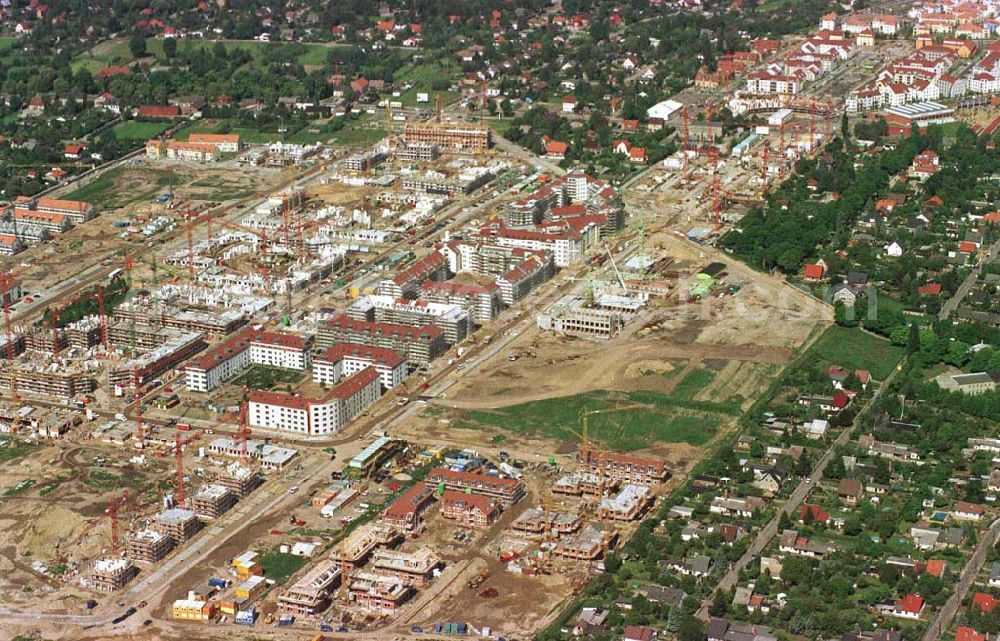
<box><xmin>248</xmin><ymin>367</ymin><xmax>381</xmax><ymax>436</ymax></box>
<box><xmin>380</xmin><ymin>482</ymin><xmax>435</xmax><ymax>530</ymax></box>
<box><xmin>799</xmin><ymin>503</ymin><xmax>830</xmax><ymax>523</ymax></box>
<box><xmin>917</xmin><ymin>283</ymin><xmax>942</xmax><ymax>296</ymax></box>
<box><xmin>803</xmin><ymin>263</ymin><xmax>826</xmax><ymax>281</ymax></box>
<box><xmin>440</xmin><ymin>489</ymin><xmax>501</xmax><ymax>527</ymax></box>
<box><xmin>956</xmin><ymin>627</ymin><xmax>987</xmax><ymax>641</ymax></box>
<box><xmin>893</xmin><ymin>594</ymin><xmax>925</xmax><ymax>619</ymax></box>
<box><xmin>925</xmin><ymin>559</ymin><xmax>947</xmax><ymax>578</ymax></box>
<box><xmin>973</xmin><ymin>592</ymin><xmax>999</xmax><ymax>614</ymax></box>
<box><xmin>137</xmin><ymin>105</ymin><xmax>181</xmax><ymax>118</ymax></box>
<box><xmin>544</xmin><ymin>137</ymin><xmax>569</xmax><ymax>160</ymax></box>
<box><xmin>314</xmin><ymin>343</ymin><xmax>407</xmax><ymax>390</ymax></box>
<box><xmin>96</xmin><ymin>65</ymin><xmax>132</xmax><ymax>79</ymax></box>
<box><xmin>185</xmin><ymin>329</ymin><xmax>312</xmax><ymax>392</ymax></box>
<box><xmin>426</xmin><ymin>468</ymin><xmax>525</xmax><ymax>506</ymax></box>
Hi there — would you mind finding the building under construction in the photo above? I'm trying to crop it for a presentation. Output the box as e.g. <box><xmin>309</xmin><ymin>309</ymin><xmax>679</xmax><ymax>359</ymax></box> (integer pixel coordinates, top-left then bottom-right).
<box><xmin>348</xmin><ymin>571</ymin><xmax>413</xmax><ymax>613</ymax></box>
<box><xmin>331</xmin><ymin>522</ymin><xmax>402</xmax><ymax>572</ymax></box>
<box><xmin>126</xmin><ymin>528</ymin><xmax>174</xmax><ymax>563</ymax></box>
<box><xmin>277</xmin><ymin>558</ymin><xmax>341</xmax><ymax>615</ymax></box>
<box><xmin>89</xmin><ymin>558</ymin><xmax>137</xmax><ymax>592</ymax></box>
<box><xmin>370</xmin><ymin>548</ymin><xmax>440</xmax><ymax>587</ymax></box>
<box><xmin>402</xmin><ymin>122</ymin><xmax>492</xmax><ymax>154</ymax></box>
<box><xmin>0</xmin><ymin>362</ymin><xmax>97</xmax><ymax>398</ymax></box>
<box><xmin>191</xmin><ymin>484</ymin><xmax>237</xmax><ymax>520</ymax></box>
<box><xmin>220</xmin><ymin>462</ymin><xmax>262</xmax><ymax>499</ymax></box>
<box><xmin>154</xmin><ymin>507</ymin><xmax>202</xmax><ymax>542</ymax></box>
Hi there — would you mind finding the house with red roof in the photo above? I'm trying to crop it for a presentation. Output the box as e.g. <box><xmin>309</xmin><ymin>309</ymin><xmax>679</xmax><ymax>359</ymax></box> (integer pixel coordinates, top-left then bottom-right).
<box><xmin>917</xmin><ymin>283</ymin><xmax>942</xmax><ymax>296</ymax></box>
<box><xmin>543</xmin><ymin>136</ymin><xmax>569</xmax><ymax>160</ymax></box>
<box><xmin>973</xmin><ymin>592</ymin><xmax>999</xmax><ymax>614</ymax></box>
<box><xmin>803</xmin><ymin>262</ymin><xmax>826</xmax><ymax>281</ymax></box>
<box><xmin>956</xmin><ymin>627</ymin><xmax>988</xmax><ymax>641</ymax></box>
<box><xmin>799</xmin><ymin>503</ymin><xmax>830</xmax><ymax>524</ymax></box>
<box><xmin>893</xmin><ymin>594</ymin><xmax>925</xmax><ymax>619</ymax></box>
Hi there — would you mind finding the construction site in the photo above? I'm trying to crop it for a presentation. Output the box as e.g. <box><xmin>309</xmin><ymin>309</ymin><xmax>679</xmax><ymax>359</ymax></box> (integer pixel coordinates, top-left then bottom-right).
<box><xmin>0</xmin><ymin>67</ymin><xmax>841</xmax><ymax>641</ymax></box>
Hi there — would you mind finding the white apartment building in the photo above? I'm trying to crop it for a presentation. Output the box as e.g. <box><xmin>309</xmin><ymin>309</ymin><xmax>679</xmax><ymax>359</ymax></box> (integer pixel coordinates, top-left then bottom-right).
<box><xmin>249</xmin><ymin>367</ymin><xmax>382</xmax><ymax>436</ymax></box>
<box><xmin>185</xmin><ymin>329</ymin><xmax>312</xmax><ymax>393</ymax></box>
<box><xmin>249</xmin><ymin>332</ymin><xmax>313</xmax><ymax>370</ymax></box>
<box><xmin>313</xmin><ymin>344</ymin><xmax>407</xmax><ymax>390</ymax></box>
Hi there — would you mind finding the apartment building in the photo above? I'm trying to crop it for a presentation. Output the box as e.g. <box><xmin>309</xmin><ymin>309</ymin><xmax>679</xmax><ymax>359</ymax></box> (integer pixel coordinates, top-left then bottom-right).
<box><xmin>154</xmin><ymin>508</ymin><xmax>203</xmax><ymax>543</ymax></box>
<box><xmin>420</xmin><ymin>280</ymin><xmax>502</xmax><ymax>325</ymax></box>
<box><xmin>89</xmin><ymin>558</ymin><xmax>137</xmax><ymax>592</ymax></box>
<box><xmin>347</xmin><ymin>294</ymin><xmax>469</xmax><ymax>347</ymax></box>
<box><xmin>378</xmin><ymin>251</ymin><xmax>450</xmax><ymax>299</ymax></box>
<box><xmin>318</xmin><ymin>315</ymin><xmax>447</xmax><ymax>368</ymax></box>
<box><xmin>248</xmin><ymin>367</ymin><xmax>381</xmax><ymax>436</ymax></box>
<box><xmin>16</xmin><ymin>196</ymin><xmax>95</xmax><ymax>223</ymax></box>
<box><xmin>125</xmin><ymin>529</ymin><xmax>174</xmax><ymax>563</ymax></box>
<box><xmin>313</xmin><ymin>343</ymin><xmax>407</xmax><ymax>390</ymax></box>
<box><xmin>576</xmin><ymin>451</ymin><xmax>668</xmax><ymax>486</ymax></box>
<box><xmin>187</xmin><ymin>133</ymin><xmax>242</xmax><ymax>152</ymax></box>
<box><xmin>371</xmin><ymin>548</ymin><xmax>440</xmax><ymax>586</ymax></box>
<box><xmin>348</xmin><ymin>571</ymin><xmax>413</xmax><ymax>613</ymax></box>
<box><xmin>191</xmin><ymin>484</ymin><xmax>237</xmax><ymax>519</ymax></box>
<box><xmin>13</xmin><ymin>207</ymin><xmax>71</xmax><ymax>233</ymax></box>
<box><xmin>440</xmin><ymin>490</ymin><xmax>501</xmax><ymax>527</ymax></box>
<box><xmin>402</xmin><ymin>122</ymin><xmax>492</xmax><ymax>153</ymax></box>
<box><xmin>380</xmin><ymin>482</ymin><xmax>436</xmax><ymax>531</ymax></box>
<box><xmin>277</xmin><ymin>559</ymin><xmax>340</xmax><ymax>615</ymax></box>
<box><xmin>426</xmin><ymin>468</ymin><xmax>525</xmax><ymax>507</ymax></box>
<box><xmin>185</xmin><ymin>328</ymin><xmax>311</xmax><ymax>392</ymax></box>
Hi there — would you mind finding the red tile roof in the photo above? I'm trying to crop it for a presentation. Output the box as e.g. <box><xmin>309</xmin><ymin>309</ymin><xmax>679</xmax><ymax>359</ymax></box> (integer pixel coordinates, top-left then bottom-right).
<box><xmin>973</xmin><ymin>592</ymin><xmax>998</xmax><ymax>614</ymax></box>
<box><xmin>320</xmin><ymin>343</ymin><xmax>405</xmax><ymax>369</ymax></box>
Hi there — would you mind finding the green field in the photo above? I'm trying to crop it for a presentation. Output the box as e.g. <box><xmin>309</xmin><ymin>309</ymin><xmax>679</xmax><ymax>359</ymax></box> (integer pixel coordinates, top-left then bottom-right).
<box><xmin>257</xmin><ymin>550</ymin><xmax>308</xmax><ymax>582</ymax></box>
<box><xmin>112</xmin><ymin>121</ymin><xmax>173</xmax><ymax>141</ymax></box>
<box><xmin>465</xmin><ymin>387</ymin><xmax>733</xmax><ymax>452</ymax></box>
<box><xmin>74</xmin><ymin>38</ymin><xmax>335</xmax><ymax>73</ymax></box>
<box><xmin>62</xmin><ymin>165</ymin><xmax>174</xmax><ymax>209</ymax></box>
<box><xmin>807</xmin><ymin>326</ymin><xmax>905</xmax><ymax>380</ymax></box>
<box><xmin>0</xmin><ymin>440</ymin><xmax>40</xmax><ymax>464</ymax></box>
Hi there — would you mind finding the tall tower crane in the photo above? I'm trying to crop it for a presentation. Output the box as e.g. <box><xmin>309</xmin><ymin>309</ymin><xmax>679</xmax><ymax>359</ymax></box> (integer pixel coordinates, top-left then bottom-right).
<box><xmin>174</xmin><ymin>431</ymin><xmax>200</xmax><ymax>505</ymax></box>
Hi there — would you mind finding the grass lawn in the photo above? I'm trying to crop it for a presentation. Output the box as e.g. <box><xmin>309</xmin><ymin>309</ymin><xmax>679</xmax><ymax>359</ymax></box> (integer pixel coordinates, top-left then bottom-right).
<box><xmin>465</xmin><ymin>389</ymin><xmax>728</xmax><ymax>451</ymax></box>
<box><xmin>808</xmin><ymin>326</ymin><xmax>905</xmax><ymax>380</ymax></box>
<box><xmin>112</xmin><ymin>121</ymin><xmax>172</xmax><ymax>141</ymax></box>
<box><xmin>0</xmin><ymin>440</ymin><xmax>40</xmax><ymax>464</ymax></box>
<box><xmin>62</xmin><ymin>165</ymin><xmax>174</xmax><ymax>209</ymax></box>
<box><xmin>671</xmin><ymin>368</ymin><xmax>715</xmax><ymax>401</ymax></box>
<box><xmin>84</xmin><ymin>470</ymin><xmax>121</xmax><ymax>490</ymax></box>
<box><xmin>231</xmin><ymin>365</ymin><xmax>304</xmax><ymax>391</ymax></box>
<box><xmin>257</xmin><ymin>550</ymin><xmax>307</xmax><ymax>582</ymax></box>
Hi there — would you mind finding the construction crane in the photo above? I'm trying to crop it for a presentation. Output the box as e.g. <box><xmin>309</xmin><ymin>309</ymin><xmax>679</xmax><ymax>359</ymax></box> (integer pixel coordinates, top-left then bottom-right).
<box><xmin>76</xmin><ymin>490</ymin><xmax>129</xmax><ymax>553</ymax></box>
<box><xmin>238</xmin><ymin>385</ymin><xmax>252</xmax><ymax>460</ymax></box>
<box><xmin>133</xmin><ymin>366</ymin><xmax>146</xmax><ymax>446</ymax></box>
<box><xmin>174</xmin><ymin>431</ymin><xmax>200</xmax><ymax>505</ymax></box>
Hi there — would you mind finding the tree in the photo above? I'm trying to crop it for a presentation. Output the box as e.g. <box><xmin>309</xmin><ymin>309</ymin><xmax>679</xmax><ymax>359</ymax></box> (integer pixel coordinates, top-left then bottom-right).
<box><xmin>841</xmin><ymin>112</ymin><xmax>849</xmax><ymax>143</ymax></box>
<box><xmin>163</xmin><ymin>37</ymin><xmax>178</xmax><ymax>59</ymax></box>
<box><xmin>678</xmin><ymin>615</ymin><xmax>705</xmax><ymax>641</ymax></box>
<box><xmin>129</xmin><ymin>35</ymin><xmax>147</xmax><ymax>59</ymax></box>
<box><xmin>906</xmin><ymin>323</ymin><xmax>920</xmax><ymax>354</ymax></box>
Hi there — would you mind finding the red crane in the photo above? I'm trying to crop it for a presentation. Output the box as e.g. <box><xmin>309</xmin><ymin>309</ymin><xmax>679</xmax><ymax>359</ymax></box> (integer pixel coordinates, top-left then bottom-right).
<box><xmin>174</xmin><ymin>431</ymin><xmax>200</xmax><ymax>504</ymax></box>
<box><xmin>239</xmin><ymin>385</ymin><xmax>252</xmax><ymax>460</ymax></box>
<box><xmin>133</xmin><ymin>366</ymin><xmax>145</xmax><ymax>444</ymax></box>
<box><xmin>108</xmin><ymin>491</ymin><xmax>129</xmax><ymax>554</ymax></box>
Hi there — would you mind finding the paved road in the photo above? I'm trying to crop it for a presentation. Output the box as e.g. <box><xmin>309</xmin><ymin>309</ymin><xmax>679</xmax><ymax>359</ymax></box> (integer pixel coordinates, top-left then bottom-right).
<box><xmin>697</xmin><ymin>358</ymin><xmax>903</xmax><ymax>620</ymax></box>
<box><xmin>939</xmin><ymin>236</ymin><xmax>1000</xmax><ymax>320</ymax></box>
<box><xmin>922</xmin><ymin>516</ymin><xmax>1000</xmax><ymax>641</ymax></box>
